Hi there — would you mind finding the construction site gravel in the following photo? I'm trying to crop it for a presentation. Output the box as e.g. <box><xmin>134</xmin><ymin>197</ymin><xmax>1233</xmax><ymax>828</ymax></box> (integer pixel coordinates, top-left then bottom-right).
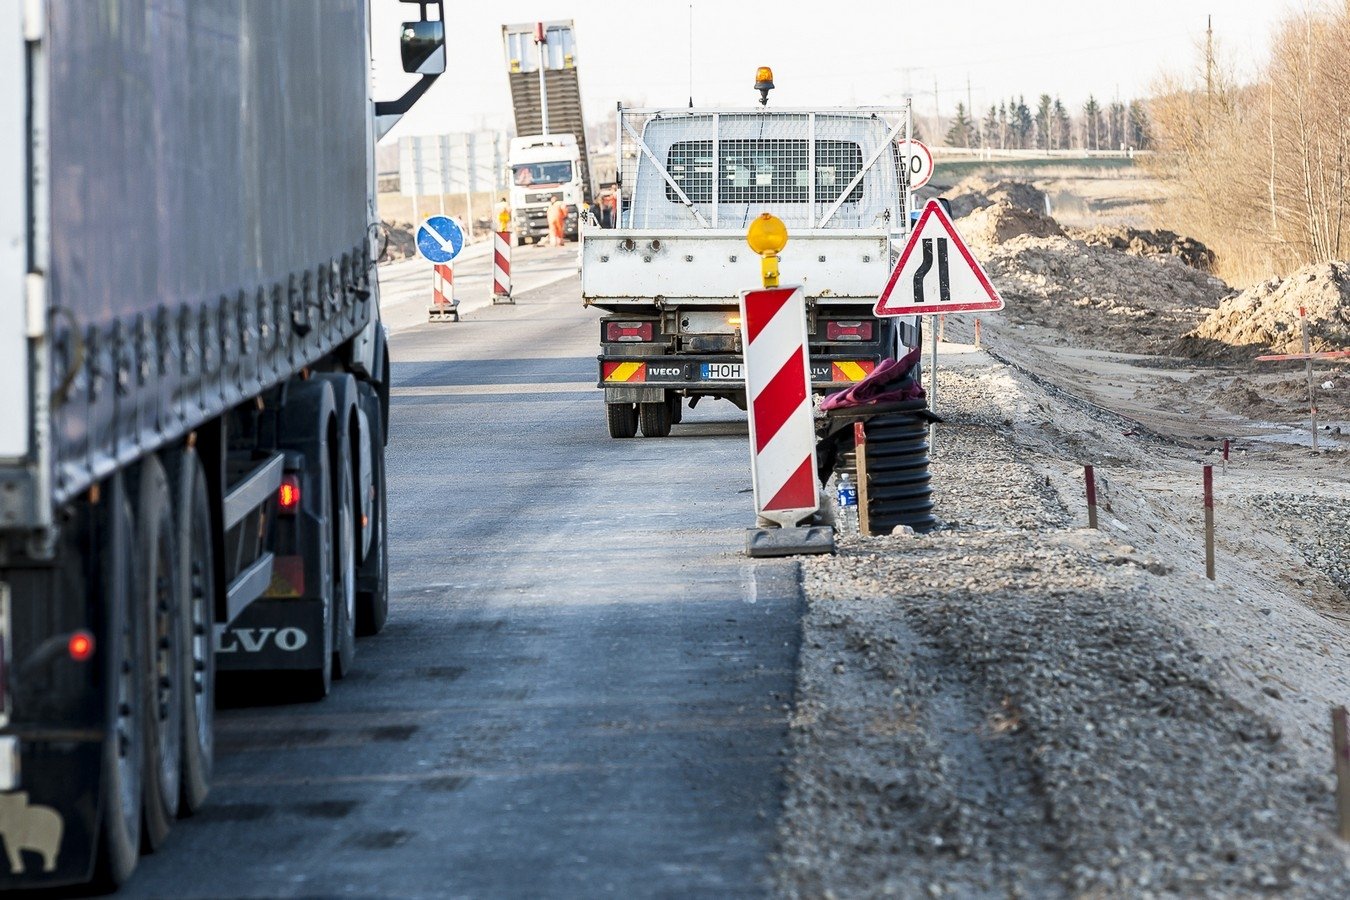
<box><xmin>772</xmin><ymin>180</ymin><xmax>1350</xmax><ymax>897</ymax></box>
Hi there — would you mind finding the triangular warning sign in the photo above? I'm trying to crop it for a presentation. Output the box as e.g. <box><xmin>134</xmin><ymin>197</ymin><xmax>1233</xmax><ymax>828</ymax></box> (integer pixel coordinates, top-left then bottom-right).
<box><xmin>874</xmin><ymin>200</ymin><xmax>1004</xmax><ymax>317</ymax></box>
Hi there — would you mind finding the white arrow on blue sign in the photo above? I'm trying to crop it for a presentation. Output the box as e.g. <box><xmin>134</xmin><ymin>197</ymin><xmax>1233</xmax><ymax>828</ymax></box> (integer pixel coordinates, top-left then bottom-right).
<box><xmin>416</xmin><ymin>216</ymin><xmax>465</xmax><ymax>263</ymax></box>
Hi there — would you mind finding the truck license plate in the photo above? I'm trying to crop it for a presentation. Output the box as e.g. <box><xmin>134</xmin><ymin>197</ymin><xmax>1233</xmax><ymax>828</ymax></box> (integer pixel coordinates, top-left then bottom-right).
<box><xmin>700</xmin><ymin>362</ymin><xmax>743</xmax><ymax>381</ymax></box>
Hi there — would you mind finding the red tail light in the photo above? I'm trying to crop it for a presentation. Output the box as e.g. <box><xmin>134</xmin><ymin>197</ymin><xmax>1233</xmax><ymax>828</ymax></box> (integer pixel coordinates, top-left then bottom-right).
<box><xmin>825</xmin><ymin>320</ymin><xmax>874</xmax><ymax>341</ymax></box>
<box><xmin>605</xmin><ymin>321</ymin><xmax>654</xmax><ymax>342</ymax></box>
<box><xmin>68</xmin><ymin>630</ymin><xmax>95</xmax><ymax>662</ymax></box>
<box><xmin>278</xmin><ymin>474</ymin><xmax>301</xmax><ymax>515</ymax></box>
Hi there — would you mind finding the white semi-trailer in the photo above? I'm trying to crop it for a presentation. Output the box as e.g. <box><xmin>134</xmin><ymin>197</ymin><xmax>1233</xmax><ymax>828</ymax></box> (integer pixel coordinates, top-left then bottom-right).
<box><xmin>0</xmin><ymin>0</ymin><xmax>444</xmax><ymax>888</ymax></box>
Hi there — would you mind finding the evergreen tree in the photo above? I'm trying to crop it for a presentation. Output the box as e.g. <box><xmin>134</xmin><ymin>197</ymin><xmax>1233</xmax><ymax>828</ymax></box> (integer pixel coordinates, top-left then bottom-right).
<box><xmin>982</xmin><ymin>105</ymin><xmax>999</xmax><ymax>149</ymax></box>
<box><xmin>1107</xmin><ymin>100</ymin><xmax>1127</xmax><ymax>150</ymax></box>
<box><xmin>1012</xmin><ymin>96</ymin><xmax>1033</xmax><ymax>149</ymax></box>
<box><xmin>1082</xmin><ymin>95</ymin><xmax>1102</xmax><ymax>150</ymax></box>
<box><xmin>997</xmin><ymin>101</ymin><xmax>1009</xmax><ymax>149</ymax></box>
<box><xmin>1127</xmin><ymin>100</ymin><xmax>1151</xmax><ymax>149</ymax></box>
<box><xmin>1034</xmin><ymin>94</ymin><xmax>1053</xmax><ymax>150</ymax></box>
<box><xmin>944</xmin><ymin>102</ymin><xmax>975</xmax><ymax>147</ymax></box>
<box><xmin>1053</xmin><ymin>97</ymin><xmax>1072</xmax><ymax>149</ymax></box>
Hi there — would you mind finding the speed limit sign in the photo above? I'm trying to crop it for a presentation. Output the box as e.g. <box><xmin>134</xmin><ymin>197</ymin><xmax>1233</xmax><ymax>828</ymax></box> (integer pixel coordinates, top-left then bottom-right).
<box><xmin>897</xmin><ymin>139</ymin><xmax>934</xmax><ymax>189</ymax></box>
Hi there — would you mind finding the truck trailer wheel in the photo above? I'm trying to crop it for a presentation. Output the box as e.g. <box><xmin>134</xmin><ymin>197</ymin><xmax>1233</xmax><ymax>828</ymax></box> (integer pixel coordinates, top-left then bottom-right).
<box><xmin>165</xmin><ymin>446</ymin><xmax>215</xmax><ymax>815</ymax></box>
<box><xmin>356</xmin><ymin>383</ymin><xmax>388</xmax><ymax>636</ymax></box>
<box><xmin>606</xmin><ymin>402</ymin><xmax>639</xmax><ymax>439</ymax></box>
<box><xmin>93</xmin><ymin>473</ymin><xmax>145</xmax><ymax>888</ymax></box>
<box><xmin>331</xmin><ymin>434</ymin><xmax>358</xmax><ymax>679</ymax></box>
<box><xmin>134</xmin><ymin>457</ymin><xmax>184</xmax><ymax>851</ymax></box>
<box><xmin>639</xmin><ymin>400</ymin><xmax>673</xmax><ymax>438</ymax></box>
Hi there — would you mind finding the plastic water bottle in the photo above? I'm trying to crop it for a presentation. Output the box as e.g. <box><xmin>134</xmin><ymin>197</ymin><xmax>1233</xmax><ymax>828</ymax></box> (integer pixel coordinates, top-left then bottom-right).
<box><xmin>836</xmin><ymin>473</ymin><xmax>858</xmax><ymax>536</ymax></box>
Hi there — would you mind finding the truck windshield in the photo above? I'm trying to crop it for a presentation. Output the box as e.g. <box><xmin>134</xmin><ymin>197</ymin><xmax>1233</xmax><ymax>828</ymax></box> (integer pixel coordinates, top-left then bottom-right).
<box><xmin>513</xmin><ymin>161</ymin><xmax>573</xmax><ymax>186</ymax></box>
<box><xmin>666</xmin><ymin>140</ymin><xmax>864</xmax><ymax>204</ymax></box>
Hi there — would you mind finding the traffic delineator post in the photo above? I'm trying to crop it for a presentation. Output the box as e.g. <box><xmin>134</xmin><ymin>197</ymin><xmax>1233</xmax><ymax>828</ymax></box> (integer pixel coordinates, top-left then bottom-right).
<box><xmin>428</xmin><ymin>262</ymin><xmax>459</xmax><ymax>323</ymax></box>
<box><xmin>742</xmin><ymin>214</ymin><xmax>831</xmax><ymax>557</ymax></box>
<box><xmin>493</xmin><ymin>230</ymin><xmax>514</xmax><ymax>304</ymax></box>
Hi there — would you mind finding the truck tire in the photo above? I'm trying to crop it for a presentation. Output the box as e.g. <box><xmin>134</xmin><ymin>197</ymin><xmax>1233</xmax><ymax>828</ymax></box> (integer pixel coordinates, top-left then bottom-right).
<box><xmin>92</xmin><ymin>472</ymin><xmax>144</xmax><ymax>888</ymax></box>
<box><xmin>606</xmin><ymin>402</ymin><xmax>638</xmax><ymax>439</ymax></box>
<box><xmin>356</xmin><ymin>384</ymin><xmax>388</xmax><ymax>636</ymax></box>
<box><xmin>134</xmin><ymin>457</ymin><xmax>183</xmax><ymax>851</ymax></box>
<box><xmin>299</xmin><ymin>436</ymin><xmax>335</xmax><ymax>700</ymax></box>
<box><xmin>639</xmin><ymin>400</ymin><xmax>673</xmax><ymax>438</ymax></box>
<box><xmin>165</xmin><ymin>446</ymin><xmax>215</xmax><ymax>815</ymax></box>
<box><xmin>667</xmin><ymin>392</ymin><xmax>683</xmax><ymax>425</ymax></box>
<box><xmin>331</xmin><ymin>434</ymin><xmax>358</xmax><ymax>679</ymax></box>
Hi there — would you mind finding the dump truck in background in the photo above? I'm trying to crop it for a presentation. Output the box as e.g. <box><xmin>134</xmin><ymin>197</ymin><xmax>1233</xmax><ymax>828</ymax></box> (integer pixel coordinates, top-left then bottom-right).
<box><xmin>581</xmin><ymin>100</ymin><xmax>918</xmax><ymax>438</ymax></box>
<box><xmin>0</xmin><ymin>0</ymin><xmax>444</xmax><ymax>888</ymax></box>
<box><xmin>502</xmin><ymin>20</ymin><xmax>595</xmax><ymax>242</ymax></box>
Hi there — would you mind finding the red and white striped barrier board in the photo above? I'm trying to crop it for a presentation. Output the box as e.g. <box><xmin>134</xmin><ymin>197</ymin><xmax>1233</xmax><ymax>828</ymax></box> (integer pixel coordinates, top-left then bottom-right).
<box><xmin>493</xmin><ymin>230</ymin><xmax>513</xmax><ymax>303</ymax></box>
<box><xmin>428</xmin><ymin>263</ymin><xmax>458</xmax><ymax>322</ymax></box>
<box><xmin>740</xmin><ymin>285</ymin><xmax>819</xmax><ymax>527</ymax></box>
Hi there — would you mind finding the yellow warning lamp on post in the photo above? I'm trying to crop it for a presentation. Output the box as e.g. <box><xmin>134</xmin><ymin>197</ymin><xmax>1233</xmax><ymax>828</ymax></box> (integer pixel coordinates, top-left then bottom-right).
<box><xmin>754</xmin><ymin>66</ymin><xmax>775</xmax><ymax>106</ymax></box>
<box><xmin>747</xmin><ymin>213</ymin><xmax>788</xmax><ymax>288</ymax></box>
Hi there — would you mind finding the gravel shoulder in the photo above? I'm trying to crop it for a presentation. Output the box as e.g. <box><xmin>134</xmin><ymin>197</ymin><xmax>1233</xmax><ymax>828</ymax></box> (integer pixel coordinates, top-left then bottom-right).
<box><xmin>774</xmin><ymin>348</ymin><xmax>1350</xmax><ymax>898</ymax></box>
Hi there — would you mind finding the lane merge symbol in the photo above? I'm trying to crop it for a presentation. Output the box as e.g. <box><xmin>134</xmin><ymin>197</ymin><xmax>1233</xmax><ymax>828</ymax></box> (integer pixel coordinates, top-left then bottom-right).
<box><xmin>874</xmin><ymin>199</ymin><xmax>1004</xmax><ymax>317</ymax></box>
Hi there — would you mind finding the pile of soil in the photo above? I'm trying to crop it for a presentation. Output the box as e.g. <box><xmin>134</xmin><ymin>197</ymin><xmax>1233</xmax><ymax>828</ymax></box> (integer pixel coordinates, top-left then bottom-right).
<box><xmin>380</xmin><ymin>220</ymin><xmax>417</xmax><ymax>263</ymax></box>
<box><xmin>1187</xmin><ymin>261</ymin><xmax>1350</xmax><ymax>354</ymax></box>
<box><xmin>958</xmin><ymin>201</ymin><xmax>1063</xmax><ymax>247</ymax></box>
<box><xmin>980</xmin><ymin>233</ymin><xmax>1229</xmax><ymax>353</ymax></box>
<box><xmin>1068</xmin><ymin>225</ymin><xmax>1216</xmax><ymax>272</ymax></box>
<box><xmin>946</xmin><ymin>176</ymin><xmax>1048</xmax><ymax>219</ymax></box>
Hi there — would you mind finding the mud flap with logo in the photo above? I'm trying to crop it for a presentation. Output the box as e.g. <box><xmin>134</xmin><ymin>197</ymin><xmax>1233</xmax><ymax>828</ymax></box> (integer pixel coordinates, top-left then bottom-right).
<box><xmin>215</xmin><ymin>598</ymin><xmax>325</xmax><ymax>672</ymax></box>
<box><xmin>0</xmin><ymin>741</ymin><xmax>99</xmax><ymax>888</ymax></box>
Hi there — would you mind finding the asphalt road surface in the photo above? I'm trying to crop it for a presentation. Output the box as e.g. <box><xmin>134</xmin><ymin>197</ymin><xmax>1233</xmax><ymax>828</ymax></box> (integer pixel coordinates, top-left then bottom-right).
<box><xmin>124</xmin><ymin>246</ymin><xmax>803</xmax><ymax>897</ymax></box>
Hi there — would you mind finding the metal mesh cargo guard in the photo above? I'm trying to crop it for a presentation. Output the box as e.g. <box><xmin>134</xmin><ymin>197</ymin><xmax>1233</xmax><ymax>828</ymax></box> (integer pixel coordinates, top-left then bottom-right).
<box><xmin>617</xmin><ymin>108</ymin><xmax>913</xmax><ymax>232</ymax></box>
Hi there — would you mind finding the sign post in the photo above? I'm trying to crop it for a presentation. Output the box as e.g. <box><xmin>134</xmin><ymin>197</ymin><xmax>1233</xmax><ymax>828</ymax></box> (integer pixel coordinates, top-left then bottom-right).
<box><xmin>873</xmin><ymin>199</ymin><xmax>1004</xmax><ymax>424</ymax></box>
<box><xmin>418</xmin><ymin>215</ymin><xmax>464</xmax><ymax>323</ymax></box>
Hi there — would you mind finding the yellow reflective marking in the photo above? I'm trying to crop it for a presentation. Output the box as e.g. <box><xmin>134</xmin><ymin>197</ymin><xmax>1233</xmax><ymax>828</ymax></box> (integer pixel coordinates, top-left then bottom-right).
<box><xmin>606</xmin><ymin>362</ymin><xmax>643</xmax><ymax>382</ymax></box>
<box><xmin>836</xmin><ymin>361</ymin><xmax>868</xmax><ymax>382</ymax></box>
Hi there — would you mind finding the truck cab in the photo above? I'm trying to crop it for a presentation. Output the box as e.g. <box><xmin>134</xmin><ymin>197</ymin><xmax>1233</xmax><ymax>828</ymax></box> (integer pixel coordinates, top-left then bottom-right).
<box><xmin>509</xmin><ymin>134</ymin><xmax>585</xmax><ymax>244</ymax></box>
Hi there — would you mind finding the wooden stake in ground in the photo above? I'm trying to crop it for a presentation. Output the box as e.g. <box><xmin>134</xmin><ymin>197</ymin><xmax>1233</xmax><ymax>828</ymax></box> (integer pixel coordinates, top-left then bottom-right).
<box><xmin>1334</xmin><ymin>706</ymin><xmax>1350</xmax><ymax>841</ymax></box>
<box><xmin>974</xmin><ymin>317</ymin><xmax>982</xmax><ymax>350</ymax></box>
<box><xmin>1084</xmin><ymin>465</ymin><xmax>1098</xmax><ymax>529</ymax></box>
<box><xmin>1203</xmin><ymin>464</ymin><xmax>1215</xmax><ymax>580</ymax></box>
<box><xmin>1221</xmin><ymin>438</ymin><xmax>1229</xmax><ymax>476</ymax></box>
<box><xmin>853</xmin><ymin>421</ymin><xmax>871</xmax><ymax>537</ymax></box>
<box><xmin>1301</xmin><ymin>307</ymin><xmax>1319</xmax><ymax>452</ymax></box>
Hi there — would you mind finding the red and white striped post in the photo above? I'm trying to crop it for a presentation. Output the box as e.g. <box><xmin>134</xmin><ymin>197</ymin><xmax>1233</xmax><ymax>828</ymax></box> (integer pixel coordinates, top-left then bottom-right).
<box><xmin>492</xmin><ymin>230</ymin><xmax>513</xmax><ymax>304</ymax></box>
<box><xmin>740</xmin><ymin>285</ymin><xmax>819</xmax><ymax>528</ymax></box>
<box><xmin>428</xmin><ymin>263</ymin><xmax>459</xmax><ymax>322</ymax></box>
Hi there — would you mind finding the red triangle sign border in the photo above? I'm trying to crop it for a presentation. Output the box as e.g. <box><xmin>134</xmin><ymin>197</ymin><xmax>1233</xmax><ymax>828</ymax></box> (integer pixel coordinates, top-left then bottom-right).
<box><xmin>874</xmin><ymin>199</ymin><xmax>1005</xmax><ymax>317</ymax></box>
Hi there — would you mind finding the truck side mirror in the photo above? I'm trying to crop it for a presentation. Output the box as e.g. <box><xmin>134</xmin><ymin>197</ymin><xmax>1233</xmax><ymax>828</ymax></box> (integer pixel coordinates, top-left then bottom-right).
<box><xmin>401</xmin><ymin>21</ymin><xmax>445</xmax><ymax>75</ymax></box>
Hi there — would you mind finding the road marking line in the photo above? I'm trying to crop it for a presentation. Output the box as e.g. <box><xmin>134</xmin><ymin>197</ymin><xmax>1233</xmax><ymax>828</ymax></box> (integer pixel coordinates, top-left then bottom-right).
<box><xmin>391</xmin><ymin>381</ymin><xmax>596</xmax><ymax>397</ymax></box>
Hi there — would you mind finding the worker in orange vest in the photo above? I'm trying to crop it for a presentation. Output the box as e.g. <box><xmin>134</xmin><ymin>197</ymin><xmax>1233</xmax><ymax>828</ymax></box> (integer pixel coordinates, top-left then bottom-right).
<box><xmin>547</xmin><ymin>197</ymin><xmax>567</xmax><ymax>247</ymax></box>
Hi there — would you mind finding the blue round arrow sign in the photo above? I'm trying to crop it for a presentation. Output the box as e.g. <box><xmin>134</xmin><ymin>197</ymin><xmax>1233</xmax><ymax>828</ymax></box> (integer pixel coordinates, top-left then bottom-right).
<box><xmin>417</xmin><ymin>216</ymin><xmax>464</xmax><ymax>263</ymax></box>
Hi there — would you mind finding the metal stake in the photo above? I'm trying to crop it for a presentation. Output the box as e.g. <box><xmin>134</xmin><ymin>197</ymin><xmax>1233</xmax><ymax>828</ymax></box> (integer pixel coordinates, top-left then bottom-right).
<box><xmin>1334</xmin><ymin>706</ymin><xmax>1350</xmax><ymax>841</ymax></box>
<box><xmin>1084</xmin><ymin>465</ymin><xmax>1098</xmax><ymax>529</ymax></box>
<box><xmin>1203</xmin><ymin>464</ymin><xmax>1215</xmax><ymax>580</ymax></box>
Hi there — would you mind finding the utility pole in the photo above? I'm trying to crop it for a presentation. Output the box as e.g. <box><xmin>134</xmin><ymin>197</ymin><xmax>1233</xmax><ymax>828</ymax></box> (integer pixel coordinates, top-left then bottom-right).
<box><xmin>966</xmin><ymin>74</ymin><xmax>975</xmax><ymax>147</ymax></box>
<box><xmin>1205</xmin><ymin>14</ymin><xmax>1213</xmax><ymax>122</ymax></box>
<box><xmin>933</xmin><ymin>77</ymin><xmax>940</xmax><ymax>143</ymax></box>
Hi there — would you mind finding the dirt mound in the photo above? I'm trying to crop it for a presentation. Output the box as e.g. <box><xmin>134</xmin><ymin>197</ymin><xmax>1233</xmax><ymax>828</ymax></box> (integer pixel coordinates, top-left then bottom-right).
<box><xmin>1188</xmin><ymin>261</ymin><xmax>1350</xmax><ymax>353</ymax></box>
<box><xmin>947</xmin><ymin>177</ymin><xmax>1048</xmax><ymax>219</ymax></box>
<box><xmin>958</xmin><ymin>201</ymin><xmax>1063</xmax><ymax>247</ymax></box>
<box><xmin>981</xmin><ymin>234</ymin><xmax>1229</xmax><ymax>353</ymax></box>
<box><xmin>1069</xmin><ymin>225</ymin><xmax>1216</xmax><ymax>272</ymax></box>
<box><xmin>380</xmin><ymin>219</ymin><xmax>417</xmax><ymax>263</ymax></box>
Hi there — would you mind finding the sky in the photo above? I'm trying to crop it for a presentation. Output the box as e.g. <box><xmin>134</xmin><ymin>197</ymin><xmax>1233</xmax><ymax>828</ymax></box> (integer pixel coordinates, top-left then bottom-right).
<box><xmin>372</xmin><ymin>0</ymin><xmax>1303</xmax><ymax>141</ymax></box>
